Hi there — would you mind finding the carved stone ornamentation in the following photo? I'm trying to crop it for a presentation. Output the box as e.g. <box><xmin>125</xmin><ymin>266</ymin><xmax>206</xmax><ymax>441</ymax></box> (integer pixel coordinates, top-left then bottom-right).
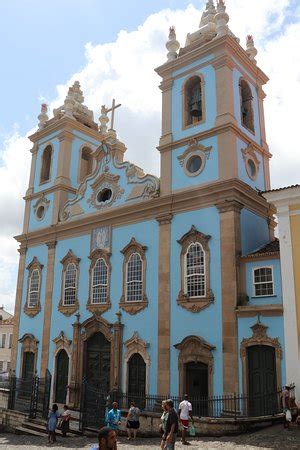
<box><xmin>58</xmin><ymin>250</ymin><xmax>80</xmax><ymax>317</ymax></box>
<box><xmin>177</xmin><ymin>139</ymin><xmax>212</xmax><ymax>177</ymax></box>
<box><xmin>24</xmin><ymin>257</ymin><xmax>44</xmax><ymax>317</ymax></box>
<box><xmin>166</xmin><ymin>26</ymin><xmax>180</xmax><ymax>62</ymax></box>
<box><xmin>124</xmin><ymin>332</ymin><xmax>150</xmax><ymax>393</ymax></box>
<box><xmin>33</xmin><ymin>194</ymin><xmax>50</xmax><ymax>221</ymax></box>
<box><xmin>241</xmin><ymin>143</ymin><xmax>260</xmax><ymax>181</ymax></box>
<box><xmin>87</xmin><ymin>172</ymin><xmax>124</xmax><ymax>210</ymax></box>
<box><xmin>86</xmin><ymin>249</ymin><xmax>112</xmax><ymax>315</ymax></box>
<box><xmin>19</xmin><ymin>333</ymin><xmax>39</xmax><ymax>377</ymax></box>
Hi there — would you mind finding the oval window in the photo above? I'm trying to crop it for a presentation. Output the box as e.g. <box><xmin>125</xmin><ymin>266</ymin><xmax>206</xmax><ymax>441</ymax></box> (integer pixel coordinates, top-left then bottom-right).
<box><xmin>186</xmin><ymin>155</ymin><xmax>202</xmax><ymax>174</ymax></box>
<box><xmin>36</xmin><ymin>205</ymin><xmax>45</xmax><ymax>219</ymax></box>
<box><xmin>247</xmin><ymin>159</ymin><xmax>257</xmax><ymax>179</ymax></box>
<box><xmin>97</xmin><ymin>188</ymin><xmax>112</xmax><ymax>204</ymax></box>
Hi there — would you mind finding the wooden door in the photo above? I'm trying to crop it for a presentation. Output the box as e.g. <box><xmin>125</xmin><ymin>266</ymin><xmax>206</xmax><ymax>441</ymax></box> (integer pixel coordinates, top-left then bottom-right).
<box><xmin>248</xmin><ymin>345</ymin><xmax>277</xmax><ymax>416</ymax></box>
<box><xmin>55</xmin><ymin>350</ymin><xmax>69</xmax><ymax>404</ymax></box>
<box><xmin>128</xmin><ymin>353</ymin><xmax>146</xmax><ymax>395</ymax></box>
<box><xmin>22</xmin><ymin>352</ymin><xmax>34</xmax><ymax>380</ymax></box>
<box><xmin>185</xmin><ymin>362</ymin><xmax>208</xmax><ymax>416</ymax></box>
<box><xmin>86</xmin><ymin>332</ymin><xmax>110</xmax><ymax>391</ymax></box>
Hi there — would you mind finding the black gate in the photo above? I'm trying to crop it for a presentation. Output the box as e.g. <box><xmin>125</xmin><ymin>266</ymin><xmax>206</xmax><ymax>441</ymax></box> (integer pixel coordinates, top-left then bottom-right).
<box><xmin>8</xmin><ymin>370</ymin><xmax>52</xmax><ymax>420</ymax></box>
<box><xmin>80</xmin><ymin>379</ymin><xmax>108</xmax><ymax>431</ymax></box>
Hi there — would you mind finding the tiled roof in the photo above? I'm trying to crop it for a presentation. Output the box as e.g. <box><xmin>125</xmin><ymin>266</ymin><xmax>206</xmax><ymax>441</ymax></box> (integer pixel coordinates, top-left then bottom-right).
<box><xmin>263</xmin><ymin>184</ymin><xmax>300</xmax><ymax>194</ymax></box>
<box><xmin>243</xmin><ymin>238</ymin><xmax>280</xmax><ymax>258</ymax></box>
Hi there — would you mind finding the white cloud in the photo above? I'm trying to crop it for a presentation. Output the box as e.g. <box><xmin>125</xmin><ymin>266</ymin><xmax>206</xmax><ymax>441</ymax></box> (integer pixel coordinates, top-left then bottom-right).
<box><xmin>1</xmin><ymin>0</ymin><xmax>300</xmax><ymax>312</ymax></box>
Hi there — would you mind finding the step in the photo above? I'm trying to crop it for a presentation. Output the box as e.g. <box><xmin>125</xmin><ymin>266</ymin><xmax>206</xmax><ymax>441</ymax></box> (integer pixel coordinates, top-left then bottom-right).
<box><xmin>15</xmin><ymin>426</ymin><xmax>46</xmax><ymax>437</ymax></box>
<box><xmin>23</xmin><ymin>421</ymin><xmax>81</xmax><ymax>436</ymax></box>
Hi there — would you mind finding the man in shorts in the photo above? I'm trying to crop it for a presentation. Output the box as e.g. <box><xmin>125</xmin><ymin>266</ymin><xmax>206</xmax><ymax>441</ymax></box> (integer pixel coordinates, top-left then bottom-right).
<box><xmin>178</xmin><ymin>394</ymin><xmax>193</xmax><ymax>445</ymax></box>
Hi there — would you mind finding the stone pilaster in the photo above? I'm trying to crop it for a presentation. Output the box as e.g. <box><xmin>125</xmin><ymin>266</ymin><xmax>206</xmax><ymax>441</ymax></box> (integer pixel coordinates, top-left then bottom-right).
<box><xmin>10</xmin><ymin>246</ymin><xmax>27</xmax><ymax>372</ymax></box>
<box><xmin>159</xmin><ymin>78</ymin><xmax>173</xmax><ymax>196</ymax></box>
<box><xmin>217</xmin><ymin>200</ymin><xmax>243</xmax><ymax>394</ymax></box>
<box><xmin>213</xmin><ymin>55</ymin><xmax>237</xmax><ymax>127</ymax></box>
<box><xmin>112</xmin><ymin>312</ymin><xmax>124</xmax><ymax>390</ymax></box>
<box><xmin>23</xmin><ymin>144</ymin><xmax>38</xmax><ymax>234</ymax></box>
<box><xmin>156</xmin><ymin>213</ymin><xmax>173</xmax><ymax>395</ymax></box>
<box><xmin>40</xmin><ymin>240</ymin><xmax>57</xmax><ymax>377</ymax></box>
<box><xmin>69</xmin><ymin>313</ymin><xmax>81</xmax><ymax>408</ymax></box>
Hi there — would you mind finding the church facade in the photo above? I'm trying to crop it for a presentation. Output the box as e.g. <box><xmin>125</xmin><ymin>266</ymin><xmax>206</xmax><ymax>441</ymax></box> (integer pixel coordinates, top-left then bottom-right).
<box><xmin>11</xmin><ymin>1</ymin><xmax>286</xmax><ymax>409</ymax></box>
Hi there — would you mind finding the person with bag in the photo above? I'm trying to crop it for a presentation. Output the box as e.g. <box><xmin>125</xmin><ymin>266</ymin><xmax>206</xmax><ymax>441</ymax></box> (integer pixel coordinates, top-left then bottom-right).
<box><xmin>178</xmin><ymin>394</ymin><xmax>194</xmax><ymax>445</ymax></box>
<box><xmin>126</xmin><ymin>400</ymin><xmax>140</xmax><ymax>440</ymax></box>
<box><xmin>160</xmin><ymin>400</ymin><xmax>168</xmax><ymax>449</ymax></box>
<box><xmin>59</xmin><ymin>404</ymin><xmax>71</xmax><ymax>437</ymax></box>
<box><xmin>282</xmin><ymin>385</ymin><xmax>292</xmax><ymax>429</ymax></box>
<box><xmin>106</xmin><ymin>402</ymin><xmax>122</xmax><ymax>434</ymax></box>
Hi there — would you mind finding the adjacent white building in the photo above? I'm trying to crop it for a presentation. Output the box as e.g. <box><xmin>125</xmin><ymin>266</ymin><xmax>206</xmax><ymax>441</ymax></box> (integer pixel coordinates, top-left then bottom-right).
<box><xmin>0</xmin><ymin>306</ymin><xmax>13</xmax><ymax>373</ymax></box>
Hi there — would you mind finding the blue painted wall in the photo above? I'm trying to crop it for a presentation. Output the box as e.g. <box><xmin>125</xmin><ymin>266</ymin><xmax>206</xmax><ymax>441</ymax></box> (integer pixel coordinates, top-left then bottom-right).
<box><xmin>170</xmin><ymin>207</ymin><xmax>223</xmax><ymax>396</ymax></box>
<box><xmin>244</xmin><ymin>258</ymin><xmax>282</xmax><ymax>306</ymax></box>
<box><xmin>172</xmin><ymin>136</ymin><xmax>218</xmax><ymax>191</ymax></box>
<box><xmin>240</xmin><ymin>209</ymin><xmax>269</xmax><ymax>256</ymax></box>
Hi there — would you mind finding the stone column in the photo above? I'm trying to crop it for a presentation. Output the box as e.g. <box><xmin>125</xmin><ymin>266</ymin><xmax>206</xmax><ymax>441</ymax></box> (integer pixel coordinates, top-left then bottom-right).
<box><xmin>156</xmin><ymin>213</ymin><xmax>173</xmax><ymax>395</ymax></box>
<box><xmin>158</xmin><ymin>78</ymin><xmax>173</xmax><ymax>196</ymax></box>
<box><xmin>23</xmin><ymin>144</ymin><xmax>38</xmax><ymax>234</ymax></box>
<box><xmin>213</xmin><ymin>55</ymin><xmax>237</xmax><ymax>127</ymax></box>
<box><xmin>40</xmin><ymin>240</ymin><xmax>57</xmax><ymax>377</ymax></box>
<box><xmin>112</xmin><ymin>312</ymin><xmax>124</xmax><ymax>390</ymax></box>
<box><xmin>217</xmin><ymin>201</ymin><xmax>242</xmax><ymax>394</ymax></box>
<box><xmin>69</xmin><ymin>313</ymin><xmax>81</xmax><ymax>408</ymax></box>
<box><xmin>10</xmin><ymin>246</ymin><xmax>27</xmax><ymax>372</ymax></box>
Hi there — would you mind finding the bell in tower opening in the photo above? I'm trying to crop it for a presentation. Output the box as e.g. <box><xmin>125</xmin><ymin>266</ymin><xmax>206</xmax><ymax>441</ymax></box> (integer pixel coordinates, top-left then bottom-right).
<box><xmin>184</xmin><ymin>75</ymin><xmax>203</xmax><ymax>126</ymax></box>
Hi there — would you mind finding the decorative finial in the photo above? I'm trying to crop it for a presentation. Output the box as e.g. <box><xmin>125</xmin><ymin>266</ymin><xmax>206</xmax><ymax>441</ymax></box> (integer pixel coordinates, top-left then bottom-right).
<box><xmin>246</xmin><ymin>35</ymin><xmax>258</xmax><ymax>64</ymax></box>
<box><xmin>116</xmin><ymin>311</ymin><xmax>122</xmax><ymax>324</ymax></box>
<box><xmin>38</xmin><ymin>103</ymin><xmax>49</xmax><ymax>129</ymax></box>
<box><xmin>199</xmin><ymin>0</ymin><xmax>216</xmax><ymax>27</ymax></box>
<box><xmin>215</xmin><ymin>0</ymin><xmax>229</xmax><ymax>37</ymax></box>
<box><xmin>166</xmin><ymin>26</ymin><xmax>180</xmax><ymax>62</ymax></box>
<box><xmin>99</xmin><ymin>105</ymin><xmax>109</xmax><ymax>134</ymax></box>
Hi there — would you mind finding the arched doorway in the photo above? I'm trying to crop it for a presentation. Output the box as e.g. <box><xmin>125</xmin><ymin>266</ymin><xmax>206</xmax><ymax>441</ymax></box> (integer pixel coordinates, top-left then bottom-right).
<box><xmin>85</xmin><ymin>332</ymin><xmax>110</xmax><ymax>391</ymax></box>
<box><xmin>55</xmin><ymin>349</ymin><xmax>69</xmax><ymax>404</ymax></box>
<box><xmin>128</xmin><ymin>353</ymin><xmax>146</xmax><ymax>396</ymax></box>
<box><xmin>185</xmin><ymin>361</ymin><xmax>208</xmax><ymax>416</ymax></box>
<box><xmin>22</xmin><ymin>352</ymin><xmax>35</xmax><ymax>381</ymax></box>
<box><xmin>247</xmin><ymin>345</ymin><xmax>277</xmax><ymax>416</ymax></box>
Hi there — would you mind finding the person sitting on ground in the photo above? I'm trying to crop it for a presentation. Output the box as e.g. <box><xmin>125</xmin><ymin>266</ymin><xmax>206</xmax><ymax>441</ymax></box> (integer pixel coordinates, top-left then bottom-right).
<box><xmin>47</xmin><ymin>403</ymin><xmax>60</xmax><ymax>444</ymax></box>
<box><xmin>90</xmin><ymin>426</ymin><xmax>117</xmax><ymax>450</ymax></box>
<box><xmin>178</xmin><ymin>394</ymin><xmax>193</xmax><ymax>445</ymax></box>
<box><xmin>126</xmin><ymin>400</ymin><xmax>140</xmax><ymax>440</ymax></box>
<box><xmin>60</xmin><ymin>404</ymin><xmax>71</xmax><ymax>437</ymax></box>
<box><xmin>106</xmin><ymin>402</ymin><xmax>122</xmax><ymax>433</ymax></box>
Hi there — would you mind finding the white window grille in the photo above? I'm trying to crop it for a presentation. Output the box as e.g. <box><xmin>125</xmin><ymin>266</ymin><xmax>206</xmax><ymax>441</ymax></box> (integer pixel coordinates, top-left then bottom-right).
<box><xmin>92</xmin><ymin>258</ymin><xmax>108</xmax><ymax>304</ymax></box>
<box><xmin>185</xmin><ymin>243</ymin><xmax>205</xmax><ymax>297</ymax></box>
<box><xmin>63</xmin><ymin>263</ymin><xmax>77</xmax><ymax>305</ymax></box>
<box><xmin>253</xmin><ymin>267</ymin><xmax>274</xmax><ymax>296</ymax></box>
<box><xmin>126</xmin><ymin>253</ymin><xmax>143</xmax><ymax>302</ymax></box>
<box><xmin>28</xmin><ymin>269</ymin><xmax>40</xmax><ymax>307</ymax></box>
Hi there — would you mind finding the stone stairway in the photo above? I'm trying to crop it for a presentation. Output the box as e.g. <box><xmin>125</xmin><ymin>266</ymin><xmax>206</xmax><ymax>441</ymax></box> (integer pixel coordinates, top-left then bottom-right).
<box><xmin>15</xmin><ymin>416</ymin><xmax>82</xmax><ymax>437</ymax></box>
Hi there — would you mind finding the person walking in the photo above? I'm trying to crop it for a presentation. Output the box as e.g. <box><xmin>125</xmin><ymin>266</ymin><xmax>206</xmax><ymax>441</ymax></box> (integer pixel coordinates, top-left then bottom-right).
<box><xmin>60</xmin><ymin>404</ymin><xmax>71</xmax><ymax>437</ymax></box>
<box><xmin>160</xmin><ymin>400</ymin><xmax>168</xmax><ymax>449</ymax></box>
<box><xmin>47</xmin><ymin>403</ymin><xmax>60</xmax><ymax>444</ymax></box>
<box><xmin>282</xmin><ymin>385</ymin><xmax>292</xmax><ymax>429</ymax></box>
<box><xmin>106</xmin><ymin>402</ymin><xmax>122</xmax><ymax>434</ymax></box>
<box><xmin>163</xmin><ymin>399</ymin><xmax>178</xmax><ymax>450</ymax></box>
<box><xmin>126</xmin><ymin>400</ymin><xmax>140</xmax><ymax>440</ymax></box>
<box><xmin>178</xmin><ymin>394</ymin><xmax>193</xmax><ymax>445</ymax></box>
<box><xmin>90</xmin><ymin>426</ymin><xmax>117</xmax><ymax>450</ymax></box>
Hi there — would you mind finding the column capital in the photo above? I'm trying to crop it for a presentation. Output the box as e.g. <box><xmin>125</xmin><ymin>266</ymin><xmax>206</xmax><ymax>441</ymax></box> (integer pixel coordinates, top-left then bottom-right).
<box><xmin>46</xmin><ymin>240</ymin><xmax>57</xmax><ymax>250</ymax></box>
<box><xmin>156</xmin><ymin>213</ymin><xmax>173</xmax><ymax>225</ymax></box>
<box><xmin>18</xmin><ymin>246</ymin><xmax>27</xmax><ymax>255</ymax></box>
<box><xmin>58</xmin><ymin>130</ymin><xmax>74</xmax><ymax>142</ymax></box>
<box><xmin>216</xmin><ymin>200</ymin><xmax>244</xmax><ymax>214</ymax></box>
<box><xmin>159</xmin><ymin>78</ymin><xmax>174</xmax><ymax>92</ymax></box>
<box><xmin>212</xmin><ymin>55</ymin><xmax>235</xmax><ymax>71</ymax></box>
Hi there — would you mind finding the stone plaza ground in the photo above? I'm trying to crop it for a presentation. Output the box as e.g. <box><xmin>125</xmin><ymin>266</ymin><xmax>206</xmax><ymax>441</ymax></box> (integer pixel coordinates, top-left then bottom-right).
<box><xmin>0</xmin><ymin>425</ymin><xmax>299</xmax><ymax>449</ymax></box>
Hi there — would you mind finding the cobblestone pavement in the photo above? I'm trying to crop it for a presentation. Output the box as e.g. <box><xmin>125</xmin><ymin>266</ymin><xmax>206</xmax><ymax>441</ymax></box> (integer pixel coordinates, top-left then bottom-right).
<box><xmin>0</xmin><ymin>425</ymin><xmax>299</xmax><ymax>449</ymax></box>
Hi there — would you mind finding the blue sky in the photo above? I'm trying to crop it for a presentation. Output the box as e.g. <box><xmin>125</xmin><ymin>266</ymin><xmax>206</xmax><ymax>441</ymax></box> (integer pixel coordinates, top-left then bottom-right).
<box><xmin>1</xmin><ymin>0</ymin><xmax>300</xmax><ymax>312</ymax></box>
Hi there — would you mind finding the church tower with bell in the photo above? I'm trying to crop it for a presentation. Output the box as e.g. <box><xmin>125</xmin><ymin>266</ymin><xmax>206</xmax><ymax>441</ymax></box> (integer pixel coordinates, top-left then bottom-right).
<box><xmin>11</xmin><ymin>0</ymin><xmax>285</xmax><ymax>419</ymax></box>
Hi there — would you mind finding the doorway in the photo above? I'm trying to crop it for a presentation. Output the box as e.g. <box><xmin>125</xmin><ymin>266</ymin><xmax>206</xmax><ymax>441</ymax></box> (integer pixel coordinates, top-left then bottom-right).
<box><xmin>185</xmin><ymin>361</ymin><xmax>208</xmax><ymax>416</ymax></box>
<box><xmin>55</xmin><ymin>349</ymin><xmax>69</xmax><ymax>404</ymax></box>
<box><xmin>85</xmin><ymin>332</ymin><xmax>111</xmax><ymax>391</ymax></box>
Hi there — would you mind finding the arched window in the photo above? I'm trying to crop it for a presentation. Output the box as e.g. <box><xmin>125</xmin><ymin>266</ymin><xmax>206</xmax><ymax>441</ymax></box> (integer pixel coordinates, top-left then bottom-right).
<box><xmin>25</xmin><ymin>257</ymin><xmax>43</xmax><ymax>317</ymax></box>
<box><xmin>185</xmin><ymin>243</ymin><xmax>205</xmax><ymax>298</ymax></box>
<box><xmin>240</xmin><ymin>79</ymin><xmax>254</xmax><ymax>132</ymax></box>
<box><xmin>28</xmin><ymin>269</ymin><xmax>40</xmax><ymax>307</ymax></box>
<box><xmin>40</xmin><ymin>145</ymin><xmax>52</xmax><ymax>183</ymax></box>
<box><xmin>183</xmin><ymin>75</ymin><xmax>203</xmax><ymax>127</ymax></box>
<box><xmin>63</xmin><ymin>263</ymin><xmax>77</xmax><ymax>306</ymax></box>
<box><xmin>79</xmin><ymin>146</ymin><xmax>93</xmax><ymax>181</ymax></box>
<box><xmin>177</xmin><ymin>226</ymin><xmax>214</xmax><ymax>312</ymax></box>
<box><xmin>92</xmin><ymin>258</ymin><xmax>108</xmax><ymax>304</ymax></box>
<box><xmin>58</xmin><ymin>250</ymin><xmax>80</xmax><ymax>315</ymax></box>
<box><xmin>119</xmin><ymin>238</ymin><xmax>148</xmax><ymax>314</ymax></box>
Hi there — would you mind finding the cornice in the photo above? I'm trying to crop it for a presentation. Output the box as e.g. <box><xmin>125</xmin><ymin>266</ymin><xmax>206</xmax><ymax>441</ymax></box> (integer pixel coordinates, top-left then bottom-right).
<box><xmin>155</xmin><ymin>35</ymin><xmax>268</xmax><ymax>86</ymax></box>
<box><xmin>157</xmin><ymin>122</ymin><xmax>272</xmax><ymax>160</ymax></box>
<box><xmin>15</xmin><ymin>178</ymin><xmax>272</xmax><ymax>247</ymax></box>
<box><xmin>24</xmin><ymin>183</ymin><xmax>77</xmax><ymax>200</ymax></box>
<box><xmin>29</xmin><ymin>116</ymin><xmax>102</xmax><ymax>144</ymax></box>
<box><xmin>240</xmin><ymin>252</ymin><xmax>280</xmax><ymax>262</ymax></box>
<box><xmin>236</xmin><ymin>305</ymin><xmax>283</xmax><ymax>317</ymax></box>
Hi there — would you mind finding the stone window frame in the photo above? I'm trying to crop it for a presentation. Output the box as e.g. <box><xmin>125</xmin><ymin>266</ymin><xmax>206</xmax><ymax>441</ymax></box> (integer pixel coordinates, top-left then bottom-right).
<box><xmin>239</xmin><ymin>78</ymin><xmax>255</xmax><ymax>134</ymax></box>
<box><xmin>177</xmin><ymin>138</ymin><xmax>212</xmax><ymax>178</ymax></box>
<box><xmin>119</xmin><ymin>238</ymin><xmax>148</xmax><ymax>315</ymax></box>
<box><xmin>39</xmin><ymin>144</ymin><xmax>53</xmax><ymax>185</ymax></box>
<box><xmin>78</xmin><ymin>144</ymin><xmax>94</xmax><ymax>183</ymax></box>
<box><xmin>174</xmin><ymin>335</ymin><xmax>215</xmax><ymax>398</ymax></box>
<box><xmin>24</xmin><ymin>257</ymin><xmax>43</xmax><ymax>317</ymax></box>
<box><xmin>240</xmin><ymin>322</ymin><xmax>282</xmax><ymax>401</ymax></box>
<box><xmin>241</xmin><ymin>143</ymin><xmax>260</xmax><ymax>181</ymax></box>
<box><xmin>177</xmin><ymin>225</ymin><xmax>214</xmax><ymax>312</ymax></box>
<box><xmin>19</xmin><ymin>333</ymin><xmax>39</xmax><ymax>378</ymax></box>
<box><xmin>33</xmin><ymin>194</ymin><xmax>50</xmax><ymax>221</ymax></box>
<box><xmin>181</xmin><ymin>73</ymin><xmax>206</xmax><ymax>130</ymax></box>
<box><xmin>58</xmin><ymin>250</ymin><xmax>80</xmax><ymax>316</ymax></box>
<box><xmin>124</xmin><ymin>331</ymin><xmax>150</xmax><ymax>395</ymax></box>
<box><xmin>52</xmin><ymin>331</ymin><xmax>72</xmax><ymax>405</ymax></box>
<box><xmin>252</xmin><ymin>266</ymin><xmax>274</xmax><ymax>298</ymax></box>
<box><xmin>87</xmin><ymin>249</ymin><xmax>112</xmax><ymax>314</ymax></box>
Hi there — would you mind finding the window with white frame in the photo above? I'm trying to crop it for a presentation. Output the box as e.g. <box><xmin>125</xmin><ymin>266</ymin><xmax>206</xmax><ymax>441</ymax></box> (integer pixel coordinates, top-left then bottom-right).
<box><xmin>185</xmin><ymin>242</ymin><xmax>205</xmax><ymax>297</ymax></box>
<box><xmin>63</xmin><ymin>263</ymin><xmax>77</xmax><ymax>305</ymax></box>
<box><xmin>28</xmin><ymin>269</ymin><xmax>40</xmax><ymax>307</ymax></box>
<box><xmin>126</xmin><ymin>253</ymin><xmax>143</xmax><ymax>302</ymax></box>
<box><xmin>253</xmin><ymin>267</ymin><xmax>274</xmax><ymax>296</ymax></box>
<box><xmin>92</xmin><ymin>258</ymin><xmax>108</xmax><ymax>304</ymax></box>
